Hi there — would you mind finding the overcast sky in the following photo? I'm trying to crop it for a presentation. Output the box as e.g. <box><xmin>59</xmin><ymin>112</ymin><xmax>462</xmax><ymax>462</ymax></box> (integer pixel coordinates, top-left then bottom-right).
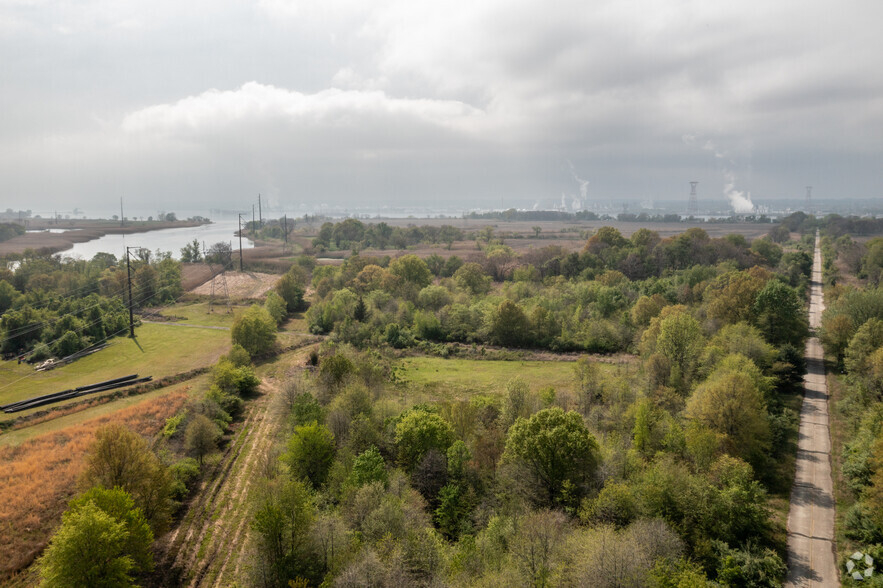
<box><xmin>1</xmin><ymin>0</ymin><xmax>881</xmax><ymax>215</ymax></box>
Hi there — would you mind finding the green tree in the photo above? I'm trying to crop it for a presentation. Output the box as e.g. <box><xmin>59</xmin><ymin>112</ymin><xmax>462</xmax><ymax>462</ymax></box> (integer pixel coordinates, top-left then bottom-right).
<box><xmin>284</xmin><ymin>422</ymin><xmax>336</xmax><ymax>488</ymax></box>
<box><xmin>685</xmin><ymin>369</ymin><xmax>770</xmax><ymax>466</ymax></box>
<box><xmin>656</xmin><ymin>310</ymin><xmax>704</xmax><ymax>392</ymax></box>
<box><xmin>346</xmin><ymin>446</ymin><xmax>388</xmax><ymax>489</ymax></box>
<box><xmin>251</xmin><ymin>477</ymin><xmax>317</xmax><ymax>586</ymax></box>
<box><xmin>231</xmin><ymin>304</ymin><xmax>277</xmax><ymax>356</ymax></box>
<box><xmin>389</xmin><ymin>254</ymin><xmax>432</xmax><ymax>288</ymax></box>
<box><xmin>179</xmin><ymin>238</ymin><xmax>202</xmax><ymax>263</ymax></box>
<box><xmin>66</xmin><ymin>487</ymin><xmax>154</xmax><ymax>575</ymax></box>
<box><xmin>264</xmin><ymin>291</ymin><xmax>287</xmax><ymax>325</ymax></box>
<box><xmin>844</xmin><ymin>318</ymin><xmax>883</xmax><ymax>378</ymax></box>
<box><xmin>753</xmin><ymin>280</ymin><xmax>807</xmax><ymax>345</ymax></box>
<box><xmin>503</xmin><ymin>407</ymin><xmax>600</xmax><ymax>507</ymax></box>
<box><xmin>38</xmin><ymin>502</ymin><xmax>136</xmax><ymax>588</ymax></box>
<box><xmin>276</xmin><ymin>272</ymin><xmax>306</xmax><ymax>313</ymax></box>
<box><xmin>491</xmin><ymin>300</ymin><xmax>530</xmax><ymax>347</ymax></box>
<box><xmin>395</xmin><ymin>408</ymin><xmax>456</xmax><ymax>472</ymax></box>
<box><xmin>453</xmin><ymin>262</ymin><xmax>491</xmax><ymax>295</ymax></box>
<box><xmin>184</xmin><ymin>414</ymin><xmax>222</xmax><ymax>465</ymax></box>
<box><xmin>81</xmin><ymin>424</ymin><xmax>173</xmax><ymax>533</ymax></box>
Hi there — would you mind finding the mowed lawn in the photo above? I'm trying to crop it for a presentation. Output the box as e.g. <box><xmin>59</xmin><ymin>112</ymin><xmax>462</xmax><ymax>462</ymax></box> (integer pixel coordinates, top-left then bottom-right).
<box><xmin>395</xmin><ymin>356</ymin><xmax>619</xmax><ymax>400</ymax></box>
<box><xmin>0</xmin><ymin>322</ymin><xmax>230</xmax><ymax>420</ymax></box>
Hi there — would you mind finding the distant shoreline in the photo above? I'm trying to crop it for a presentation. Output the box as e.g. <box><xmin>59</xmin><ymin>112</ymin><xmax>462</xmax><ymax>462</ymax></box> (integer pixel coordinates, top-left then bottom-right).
<box><xmin>0</xmin><ymin>219</ymin><xmax>209</xmax><ymax>257</ymax></box>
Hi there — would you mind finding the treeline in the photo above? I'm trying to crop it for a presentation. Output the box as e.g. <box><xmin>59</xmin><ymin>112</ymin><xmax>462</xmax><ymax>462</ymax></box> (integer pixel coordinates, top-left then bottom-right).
<box><xmin>0</xmin><ymin>223</ymin><xmax>25</xmax><ymax>243</ymax></box>
<box><xmin>0</xmin><ymin>251</ymin><xmax>182</xmax><ymax>359</ymax></box>
<box><xmin>312</xmin><ymin>219</ymin><xmax>466</xmax><ymax>251</ymax></box>
<box><xmin>819</xmin><ymin>280</ymin><xmax>883</xmax><ymax>566</ymax></box>
<box><xmin>306</xmin><ymin>227</ymin><xmax>811</xmax><ymax>354</ymax></box>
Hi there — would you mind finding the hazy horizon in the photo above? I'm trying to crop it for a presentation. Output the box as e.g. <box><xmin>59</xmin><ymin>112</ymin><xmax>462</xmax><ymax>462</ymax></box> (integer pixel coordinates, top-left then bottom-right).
<box><xmin>2</xmin><ymin>1</ymin><xmax>881</xmax><ymax>214</ymax></box>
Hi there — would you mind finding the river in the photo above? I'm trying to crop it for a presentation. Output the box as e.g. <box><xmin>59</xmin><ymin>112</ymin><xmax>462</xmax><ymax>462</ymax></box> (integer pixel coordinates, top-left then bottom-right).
<box><xmin>62</xmin><ymin>220</ymin><xmax>254</xmax><ymax>261</ymax></box>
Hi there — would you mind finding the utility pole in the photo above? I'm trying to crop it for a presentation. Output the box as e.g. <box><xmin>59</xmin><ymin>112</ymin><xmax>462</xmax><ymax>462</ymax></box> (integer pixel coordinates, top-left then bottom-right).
<box><xmin>238</xmin><ymin>214</ymin><xmax>245</xmax><ymax>271</ymax></box>
<box><xmin>252</xmin><ymin>205</ymin><xmax>256</xmax><ymax>240</ymax></box>
<box><xmin>125</xmin><ymin>246</ymin><xmax>141</xmax><ymax>338</ymax></box>
<box><xmin>120</xmin><ymin>198</ymin><xmax>124</xmax><ymax>227</ymax></box>
<box><xmin>258</xmin><ymin>194</ymin><xmax>262</xmax><ymax>227</ymax></box>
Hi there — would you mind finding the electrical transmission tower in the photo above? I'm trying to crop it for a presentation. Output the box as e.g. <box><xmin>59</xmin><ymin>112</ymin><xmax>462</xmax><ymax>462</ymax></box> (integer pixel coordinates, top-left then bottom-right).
<box><xmin>805</xmin><ymin>186</ymin><xmax>813</xmax><ymax>215</ymax></box>
<box><xmin>688</xmin><ymin>182</ymin><xmax>699</xmax><ymax>216</ymax></box>
<box><xmin>204</xmin><ymin>244</ymin><xmax>231</xmax><ymax>314</ymax></box>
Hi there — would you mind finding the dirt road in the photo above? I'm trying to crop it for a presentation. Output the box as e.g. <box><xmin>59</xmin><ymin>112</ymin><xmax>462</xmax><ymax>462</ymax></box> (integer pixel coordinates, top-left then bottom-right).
<box><xmin>785</xmin><ymin>232</ymin><xmax>838</xmax><ymax>587</ymax></box>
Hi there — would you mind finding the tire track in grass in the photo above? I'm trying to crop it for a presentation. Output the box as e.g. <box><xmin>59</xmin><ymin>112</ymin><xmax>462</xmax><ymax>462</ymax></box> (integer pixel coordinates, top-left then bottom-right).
<box><xmin>156</xmin><ymin>396</ymin><xmax>264</xmax><ymax>584</ymax></box>
<box><xmin>207</xmin><ymin>381</ymin><xmax>286</xmax><ymax>587</ymax></box>
<box><xmin>186</xmin><ymin>377</ymin><xmax>283</xmax><ymax>587</ymax></box>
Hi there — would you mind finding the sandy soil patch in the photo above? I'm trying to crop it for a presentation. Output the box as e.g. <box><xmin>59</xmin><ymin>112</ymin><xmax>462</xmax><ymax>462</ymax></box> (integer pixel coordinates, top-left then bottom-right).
<box><xmin>190</xmin><ymin>271</ymin><xmax>278</xmax><ymax>299</ymax></box>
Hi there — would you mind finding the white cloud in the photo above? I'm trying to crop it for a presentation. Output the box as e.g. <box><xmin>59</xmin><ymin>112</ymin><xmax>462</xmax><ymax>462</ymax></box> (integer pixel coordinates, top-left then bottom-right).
<box><xmin>121</xmin><ymin>82</ymin><xmax>487</xmax><ymax>140</ymax></box>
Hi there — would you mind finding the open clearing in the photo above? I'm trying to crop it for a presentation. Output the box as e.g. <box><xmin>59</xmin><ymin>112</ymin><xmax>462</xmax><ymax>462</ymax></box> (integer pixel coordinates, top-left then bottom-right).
<box><xmin>0</xmin><ymin>322</ymin><xmax>230</xmax><ymax>421</ymax></box>
<box><xmin>395</xmin><ymin>355</ymin><xmax>636</xmax><ymax>401</ymax></box>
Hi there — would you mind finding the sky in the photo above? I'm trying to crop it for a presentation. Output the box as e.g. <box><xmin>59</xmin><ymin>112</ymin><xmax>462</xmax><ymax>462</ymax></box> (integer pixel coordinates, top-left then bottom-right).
<box><xmin>1</xmin><ymin>0</ymin><xmax>881</xmax><ymax>215</ymax></box>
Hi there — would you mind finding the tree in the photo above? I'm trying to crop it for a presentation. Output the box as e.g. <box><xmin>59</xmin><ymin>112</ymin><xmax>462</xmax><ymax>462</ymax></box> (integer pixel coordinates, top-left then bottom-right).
<box><xmin>185</xmin><ymin>414</ymin><xmax>222</xmax><ymax>464</ymax></box>
<box><xmin>453</xmin><ymin>262</ymin><xmax>491</xmax><ymax>295</ymax></box>
<box><xmin>81</xmin><ymin>424</ymin><xmax>173</xmax><ymax>533</ymax></box>
<box><xmin>656</xmin><ymin>310</ymin><xmax>704</xmax><ymax>392</ymax></box>
<box><xmin>388</xmin><ymin>254</ymin><xmax>432</xmax><ymax>288</ymax></box>
<box><xmin>685</xmin><ymin>369</ymin><xmax>770</xmax><ymax>466</ymax></box>
<box><xmin>346</xmin><ymin>446</ymin><xmax>388</xmax><ymax>489</ymax></box>
<box><xmin>232</xmin><ymin>304</ymin><xmax>277</xmax><ymax>356</ymax></box>
<box><xmin>491</xmin><ymin>300</ymin><xmax>530</xmax><ymax>347</ymax></box>
<box><xmin>394</xmin><ymin>408</ymin><xmax>455</xmax><ymax>472</ymax></box>
<box><xmin>753</xmin><ymin>280</ymin><xmax>807</xmax><ymax>345</ymax></box>
<box><xmin>264</xmin><ymin>291</ymin><xmax>287</xmax><ymax>325</ymax></box>
<box><xmin>205</xmin><ymin>241</ymin><xmax>233</xmax><ymax>268</ymax></box>
<box><xmin>180</xmin><ymin>238</ymin><xmax>202</xmax><ymax>263</ymax></box>
<box><xmin>66</xmin><ymin>487</ymin><xmax>154</xmax><ymax>575</ymax></box>
<box><xmin>844</xmin><ymin>318</ymin><xmax>883</xmax><ymax>378</ymax></box>
<box><xmin>251</xmin><ymin>477</ymin><xmax>317</xmax><ymax>586</ymax></box>
<box><xmin>705</xmin><ymin>268</ymin><xmax>771</xmax><ymax>325</ymax></box>
<box><xmin>38</xmin><ymin>502</ymin><xmax>137</xmax><ymax>588</ymax></box>
<box><xmin>284</xmin><ymin>422</ymin><xmax>336</xmax><ymax>488</ymax></box>
<box><xmin>503</xmin><ymin>407</ymin><xmax>600</xmax><ymax>507</ymax></box>
<box><xmin>276</xmin><ymin>272</ymin><xmax>306</xmax><ymax>313</ymax></box>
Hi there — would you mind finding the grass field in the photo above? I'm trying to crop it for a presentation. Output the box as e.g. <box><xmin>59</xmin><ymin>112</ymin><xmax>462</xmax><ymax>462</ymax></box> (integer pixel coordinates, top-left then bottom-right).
<box><xmin>154</xmin><ymin>300</ymin><xmax>242</xmax><ymax>327</ymax></box>
<box><xmin>393</xmin><ymin>356</ymin><xmax>632</xmax><ymax>402</ymax></box>
<box><xmin>0</xmin><ymin>321</ymin><xmax>230</xmax><ymax>421</ymax></box>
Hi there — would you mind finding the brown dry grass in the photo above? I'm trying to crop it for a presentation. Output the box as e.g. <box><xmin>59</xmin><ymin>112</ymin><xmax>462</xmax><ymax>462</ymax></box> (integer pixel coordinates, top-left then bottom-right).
<box><xmin>0</xmin><ymin>391</ymin><xmax>189</xmax><ymax>578</ymax></box>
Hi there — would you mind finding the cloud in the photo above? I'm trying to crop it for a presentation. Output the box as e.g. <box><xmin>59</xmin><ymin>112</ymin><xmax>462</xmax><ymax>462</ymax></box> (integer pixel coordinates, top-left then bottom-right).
<box><xmin>1</xmin><ymin>0</ymin><xmax>883</xmax><ymax>211</ymax></box>
<box><xmin>122</xmin><ymin>82</ymin><xmax>485</xmax><ymax>138</ymax></box>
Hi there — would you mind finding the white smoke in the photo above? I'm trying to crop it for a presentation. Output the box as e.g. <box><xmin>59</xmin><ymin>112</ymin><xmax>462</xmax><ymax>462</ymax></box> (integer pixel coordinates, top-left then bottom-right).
<box><xmin>682</xmin><ymin>135</ymin><xmax>756</xmax><ymax>214</ymax></box>
<box><xmin>722</xmin><ymin>171</ymin><xmax>755</xmax><ymax>214</ymax></box>
<box><xmin>567</xmin><ymin>160</ymin><xmax>590</xmax><ymax>201</ymax></box>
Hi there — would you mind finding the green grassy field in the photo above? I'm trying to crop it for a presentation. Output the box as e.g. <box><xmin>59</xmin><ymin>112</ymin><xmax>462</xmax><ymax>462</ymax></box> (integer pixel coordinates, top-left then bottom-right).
<box><xmin>0</xmin><ymin>322</ymin><xmax>230</xmax><ymax>421</ymax></box>
<box><xmin>393</xmin><ymin>356</ymin><xmax>627</xmax><ymax>401</ymax></box>
<box><xmin>155</xmin><ymin>301</ymin><xmax>242</xmax><ymax>328</ymax></box>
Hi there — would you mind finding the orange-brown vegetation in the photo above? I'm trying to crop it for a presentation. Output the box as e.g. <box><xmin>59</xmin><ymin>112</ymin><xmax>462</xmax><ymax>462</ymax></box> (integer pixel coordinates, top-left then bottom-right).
<box><xmin>0</xmin><ymin>391</ymin><xmax>188</xmax><ymax>578</ymax></box>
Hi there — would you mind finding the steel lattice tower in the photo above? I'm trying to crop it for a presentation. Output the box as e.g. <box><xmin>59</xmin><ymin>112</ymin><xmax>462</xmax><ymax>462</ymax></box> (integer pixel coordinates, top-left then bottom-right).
<box><xmin>805</xmin><ymin>186</ymin><xmax>813</xmax><ymax>215</ymax></box>
<box><xmin>688</xmin><ymin>181</ymin><xmax>698</xmax><ymax>216</ymax></box>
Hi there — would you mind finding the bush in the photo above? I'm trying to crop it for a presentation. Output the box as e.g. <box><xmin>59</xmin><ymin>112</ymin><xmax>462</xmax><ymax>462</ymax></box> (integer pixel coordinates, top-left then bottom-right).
<box><xmin>231</xmin><ymin>304</ymin><xmax>277</xmax><ymax>356</ymax></box>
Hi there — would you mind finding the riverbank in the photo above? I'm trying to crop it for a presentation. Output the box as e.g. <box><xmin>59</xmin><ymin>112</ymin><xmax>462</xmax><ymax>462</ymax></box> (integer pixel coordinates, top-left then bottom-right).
<box><xmin>0</xmin><ymin>219</ymin><xmax>207</xmax><ymax>257</ymax></box>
